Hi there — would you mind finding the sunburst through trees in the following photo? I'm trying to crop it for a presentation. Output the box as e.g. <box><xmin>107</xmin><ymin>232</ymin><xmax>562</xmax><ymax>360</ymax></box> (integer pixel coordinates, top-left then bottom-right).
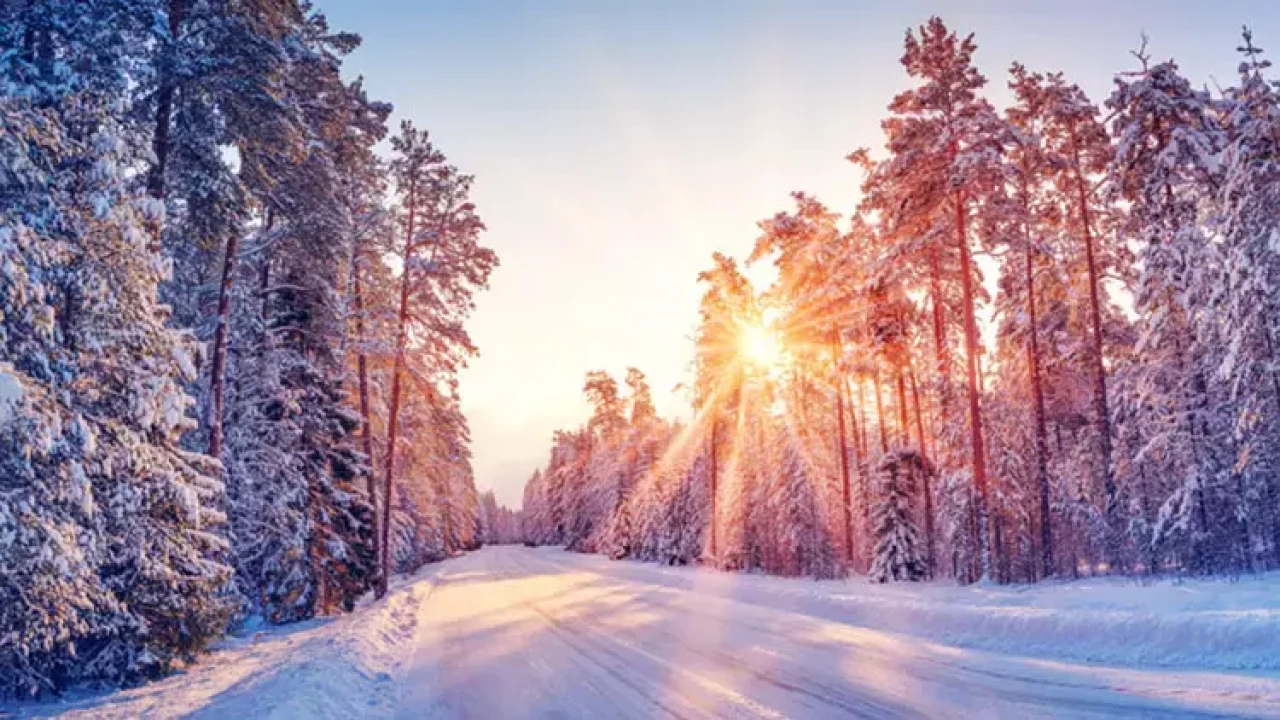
<box><xmin>520</xmin><ymin>15</ymin><xmax>1280</xmax><ymax>587</ymax></box>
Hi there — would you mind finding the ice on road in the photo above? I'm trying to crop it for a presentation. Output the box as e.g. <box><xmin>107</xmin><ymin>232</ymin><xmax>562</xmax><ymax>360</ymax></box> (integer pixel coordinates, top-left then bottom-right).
<box><xmin>398</xmin><ymin>547</ymin><xmax>1280</xmax><ymax>719</ymax></box>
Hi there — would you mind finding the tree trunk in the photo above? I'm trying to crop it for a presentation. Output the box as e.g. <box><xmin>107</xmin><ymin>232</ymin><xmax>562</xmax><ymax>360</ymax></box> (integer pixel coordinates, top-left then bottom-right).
<box><xmin>349</xmin><ymin>240</ymin><xmax>379</xmax><ymax>588</ymax></box>
<box><xmin>845</xmin><ymin>375</ymin><xmax>867</xmax><ymax>567</ymax></box>
<box><xmin>708</xmin><ymin>410</ymin><xmax>718</xmax><ymax>560</ymax></box>
<box><xmin>259</xmin><ymin>238</ymin><xmax>271</xmax><ymax>321</ymax></box>
<box><xmin>207</xmin><ymin>231</ymin><xmax>240</xmax><ymax>461</ymax></box>
<box><xmin>1070</xmin><ymin>130</ymin><xmax>1116</xmax><ymax>542</ymax></box>
<box><xmin>909</xmin><ymin>364</ymin><xmax>934</xmax><ymax>577</ymax></box>
<box><xmin>379</xmin><ymin>180</ymin><xmax>418</xmax><ymax>599</ymax></box>
<box><xmin>351</xmin><ymin>249</ymin><xmax>376</xmax><ymax>497</ymax></box>
<box><xmin>873</xmin><ymin>365</ymin><xmax>889</xmax><ymax>454</ymax></box>
<box><xmin>380</xmin><ymin>294</ymin><xmax>408</xmax><ymax>597</ymax></box>
<box><xmin>148</xmin><ymin>0</ymin><xmax>185</xmax><ymax>201</ymax></box>
<box><xmin>438</xmin><ymin>475</ymin><xmax>453</xmax><ymax>555</ymax></box>
<box><xmin>855</xmin><ymin>376</ymin><xmax>875</xmax><ymax>556</ymax></box>
<box><xmin>896</xmin><ymin>369</ymin><xmax>910</xmax><ymax>447</ymax></box>
<box><xmin>955</xmin><ymin>190</ymin><xmax>991</xmax><ymax>579</ymax></box>
<box><xmin>831</xmin><ymin>328</ymin><xmax>853</xmax><ymax>563</ymax></box>
<box><xmin>928</xmin><ymin>248</ymin><xmax>950</xmax><ymax>383</ymax></box>
<box><xmin>1261</xmin><ymin>323</ymin><xmax>1280</xmax><ymax>567</ymax></box>
<box><xmin>844</xmin><ymin>375</ymin><xmax>864</xmax><ymax>467</ymax></box>
<box><xmin>854</xmin><ymin>378</ymin><xmax>869</xmax><ymax>460</ymax></box>
<box><xmin>1023</xmin><ymin>223</ymin><xmax>1054</xmax><ymax>579</ymax></box>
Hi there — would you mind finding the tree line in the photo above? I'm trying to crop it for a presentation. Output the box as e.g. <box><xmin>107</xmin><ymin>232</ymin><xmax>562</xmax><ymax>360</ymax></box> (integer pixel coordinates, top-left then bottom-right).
<box><xmin>522</xmin><ymin>17</ymin><xmax>1280</xmax><ymax>586</ymax></box>
<box><xmin>0</xmin><ymin>0</ymin><xmax>494</xmax><ymax>698</ymax></box>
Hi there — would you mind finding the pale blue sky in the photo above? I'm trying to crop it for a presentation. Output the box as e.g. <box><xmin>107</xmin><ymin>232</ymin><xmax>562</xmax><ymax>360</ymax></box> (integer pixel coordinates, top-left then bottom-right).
<box><xmin>322</xmin><ymin>0</ymin><xmax>1280</xmax><ymax>507</ymax></box>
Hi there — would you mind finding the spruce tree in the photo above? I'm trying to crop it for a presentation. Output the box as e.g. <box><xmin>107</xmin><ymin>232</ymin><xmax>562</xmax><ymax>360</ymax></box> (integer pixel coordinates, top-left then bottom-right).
<box><xmin>870</xmin><ymin>452</ymin><xmax>930</xmax><ymax>583</ymax></box>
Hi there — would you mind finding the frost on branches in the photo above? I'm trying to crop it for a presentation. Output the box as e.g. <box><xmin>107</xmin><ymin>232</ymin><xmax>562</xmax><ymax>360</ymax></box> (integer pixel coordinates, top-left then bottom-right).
<box><xmin>0</xmin><ymin>0</ymin><xmax>494</xmax><ymax>699</ymax></box>
<box><xmin>0</xmin><ymin>31</ymin><xmax>231</xmax><ymax>695</ymax></box>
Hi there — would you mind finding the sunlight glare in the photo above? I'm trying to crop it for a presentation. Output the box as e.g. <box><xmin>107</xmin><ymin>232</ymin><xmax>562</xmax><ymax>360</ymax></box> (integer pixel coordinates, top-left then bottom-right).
<box><xmin>739</xmin><ymin>322</ymin><xmax>784</xmax><ymax>370</ymax></box>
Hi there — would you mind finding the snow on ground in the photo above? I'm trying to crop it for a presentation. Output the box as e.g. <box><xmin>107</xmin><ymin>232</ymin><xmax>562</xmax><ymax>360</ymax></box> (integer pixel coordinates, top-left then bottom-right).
<box><xmin>10</xmin><ymin>546</ymin><xmax>1280</xmax><ymax>719</ymax></box>
<box><xmin>529</xmin><ymin>548</ymin><xmax>1280</xmax><ymax>670</ymax></box>
<box><xmin>11</xmin><ymin>566</ymin><xmax>445</xmax><ymax>720</ymax></box>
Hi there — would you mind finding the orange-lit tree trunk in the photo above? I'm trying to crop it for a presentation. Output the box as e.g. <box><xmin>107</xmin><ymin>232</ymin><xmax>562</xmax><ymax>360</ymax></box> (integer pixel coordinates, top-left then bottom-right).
<box><xmin>854</xmin><ymin>378</ymin><xmax>869</xmax><ymax>459</ymax></box>
<box><xmin>1024</xmin><ymin>232</ymin><xmax>1053</xmax><ymax>578</ymax></box>
<box><xmin>873</xmin><ymin>365</ymin><xmax>889</xmax><ymax>454</ymax></box>
<box><xmin>379</xmin><ymin>177</ymin><xmax>417</xmax><ymax>599</ymax></box>
<box><xmin>831</xmin><ymin>328</ymin><xmax>854</xmax><ymax>563</ymax></box>
<box><xmin>845</xmin><ymin>376</ymin><xmax>864</xmax><ymax>464</ymax></box>
<box><xmin>928</xmin><ymin>248</ymin><xmax>950</xmax><ymax>383</ymax></box>
<box><xmin>955</xmin><ymin>190</ymin><xmax>991</xmax><ymax>579</ymax></box>
<box><xmin>896</xmin><ymin>369</ymin><xmax>910</xmax><ymax>447</ymax></box>
<box><xmin>846</xmin><ymin>375</ymin><xmax>868</xmax><ymax>567</ymax></box>
<box><xmin>909</xmin><ymin>363</ymin><xmax>930</xmax><ymax>460</ymax></box>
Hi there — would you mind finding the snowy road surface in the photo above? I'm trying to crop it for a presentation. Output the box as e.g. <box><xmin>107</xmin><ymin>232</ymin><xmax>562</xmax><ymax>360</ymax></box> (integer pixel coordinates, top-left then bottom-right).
<box><xmin>405</xmin><ymin>547</ymin><xmax>1280</xmax><ymax>719</ymax></box>
<box><xmin>21</xmin><ymin>546</ymin><xmax>1280</xmax><ymax>719</ymax></box>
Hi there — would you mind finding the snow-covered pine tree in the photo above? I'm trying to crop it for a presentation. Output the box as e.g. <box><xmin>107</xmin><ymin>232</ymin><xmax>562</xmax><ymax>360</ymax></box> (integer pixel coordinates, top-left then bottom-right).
<box><xmin>983</xmin><ymin>63</ymin><xmax>1061</xmax><ymax>579</ymax></box>
<box><xmin>220</xmin><ymin>10</ymin><xmax>379</xmax><ymax>622</ymax></box>
<box><xmin>693</xmin><ymin>253</ymin><xmax>755</xmax><ymax>564</ymax></box>
<box><xmin>379</xmin><ymin>121</ymin><xmax>494</xmax><ymax>595</ymax></box>
<box><xmin>1217</xmin><ymin>28</ymin><xmax>1280</xmax><ymax>568</ymax></box>
<box><xmin>0</xmin><ymin>1</ymin><xmax>232</xmax><ymax>692</ymax></box>
<box><xmin>766</xmin><ymin>422</ymin><xmax>841</xmax><ymax>579</ymax></box>
<box><xmin>0</xmin><ymin>97</ymin><xmax>132</xmax><ymax>698</ymax></box>
<box><xmin>1108</xmin><ymin>44</ymin><xmax>1239</xmax><ymax>573</ymax></box>
<box><xmin>870</xmin><ymin>451</ymin><xmax>930</xmax><ymax>583</ymax></box>
<box><xmin>1032</xmin><ymin>71</ymin><xmax>1127</xmax><ymax>554</ymax></box>
<box><xmin>855</xmin><ymin>17</ymin><xmax>1007</xmax><ymax>579</ymax></box>
<box><xmin>137</xmin><ymin>0</ymin><xmax>310</xmax><ymax>468</ymax></box>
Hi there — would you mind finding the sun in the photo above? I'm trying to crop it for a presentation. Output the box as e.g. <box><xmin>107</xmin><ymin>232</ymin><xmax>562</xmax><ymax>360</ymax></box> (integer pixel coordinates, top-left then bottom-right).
<box><xmin>739</xmin><ymin>321</ymin><xmax>785</xmax><ymax>371</ymax></box>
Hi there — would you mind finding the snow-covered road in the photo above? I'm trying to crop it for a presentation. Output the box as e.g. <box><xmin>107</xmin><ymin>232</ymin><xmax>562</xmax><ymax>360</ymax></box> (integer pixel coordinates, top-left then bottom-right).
<box><xmin>21</xmin><ymin>546</ymin><xmax>1280</xmax><ymax>719</ymax></box>
<box><xmin>398</xmin><ymin>547</ymin><xmax>1280</xmax><ymax>719</ymax></box>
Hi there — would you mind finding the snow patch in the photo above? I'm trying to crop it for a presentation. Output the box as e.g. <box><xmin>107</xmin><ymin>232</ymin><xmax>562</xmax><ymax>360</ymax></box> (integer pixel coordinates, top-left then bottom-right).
<box><xmin>0</xmin><ymin>364</ymin><xmax>24</xmax><ymax>425</ymax></box>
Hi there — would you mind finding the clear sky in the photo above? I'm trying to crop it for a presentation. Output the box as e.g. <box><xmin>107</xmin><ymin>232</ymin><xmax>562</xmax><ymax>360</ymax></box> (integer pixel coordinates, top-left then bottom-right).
<box><xmin>322</xmin><ymin>0</ymin><xmax>1280</xmax><ymax>508</ymax></box>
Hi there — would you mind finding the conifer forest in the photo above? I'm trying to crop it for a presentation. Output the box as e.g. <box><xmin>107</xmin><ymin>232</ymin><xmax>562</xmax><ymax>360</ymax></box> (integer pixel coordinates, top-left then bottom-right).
<box><xmin>6</xmin><ymin>3</ymin><xmax>1280</xmax><ymax>717</ymax></box>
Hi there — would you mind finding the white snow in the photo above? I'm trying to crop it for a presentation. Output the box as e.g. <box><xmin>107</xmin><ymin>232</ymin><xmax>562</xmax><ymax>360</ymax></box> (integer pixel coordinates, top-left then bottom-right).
<box><xmin>13</xmin><ymin>567</ymin><xmax>445</xmax><ymax>720</ymax></box>
<box><xmin>530</xmin><ymin>549</ymin><xmax>1280</xmax><ymax>671</ymax></box>
<box><xmin>0</xmin><ymin>363</ymin><xmax>23</xmax><ymax>425</ymax></box>
<box><xmin>13</xmin><ymin>547</ymin><xmax>1280</xmax><ymax>719</ymax></box>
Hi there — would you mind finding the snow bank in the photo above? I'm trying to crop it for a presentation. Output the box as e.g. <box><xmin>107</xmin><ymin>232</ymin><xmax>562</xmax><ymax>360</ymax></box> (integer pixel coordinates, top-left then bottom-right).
<box><xmin>529</xmin><ymin>548</ymin><xmax>1280</xmax><ymax>671</ymax></box>
<box><xmin>12</xmin><ymin>569</ymin><xmax>443</xmax><ymax>719</ymax></box>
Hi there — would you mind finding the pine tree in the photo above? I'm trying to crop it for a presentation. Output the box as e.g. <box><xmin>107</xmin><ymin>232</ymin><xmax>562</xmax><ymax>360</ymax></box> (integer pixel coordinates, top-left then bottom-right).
<box><xmin>857</xmin><ymin>18</ymin><xmax>1006</xmax><ymax>579</ymax></box>
<box><xmin>1025</xmin><ymin>69</ymin><xmax>1127</xmax><ymax>565</ymax></box>
<box><xmin>1108</xmin><ymin>43</ymin><xmax>1235</xmax><ymax>573</ymax></box>
<box><xmin>870</xmin><ymin>451</ymin><xmax>930</xmax><ymax>583</ymax></box>
<box><xmin>768</xmin><ymin>424</ymin><xmax>842</xmax><ymax>579</ymax></box>
<box><xmin>379</xmin><ymin>122</ymin><xmax>494</xmax><ymax>595</ymax></box>
<box><xmin>1218</xmin><ymin>28</ymin><xmax>1280</xmax><ymax>568</ymax></box>
<box><xmin>694</xmin><ymin>253</ymin><xmax>754</xmax><ymax>561</ymax></box>
<box><xmin>990</xmin><ymin>63</ymin><xmax>1058</xmax><ymax>578</ymax></box>
<box><xmin>0</xmin><ymin>99</ymin><xmax>131</xmax><ymax>697</ymax></box>
<box><xmin>0</xmin><ymin>3</ymin><xmax>234</xmax><ymax>690</ymax></box>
